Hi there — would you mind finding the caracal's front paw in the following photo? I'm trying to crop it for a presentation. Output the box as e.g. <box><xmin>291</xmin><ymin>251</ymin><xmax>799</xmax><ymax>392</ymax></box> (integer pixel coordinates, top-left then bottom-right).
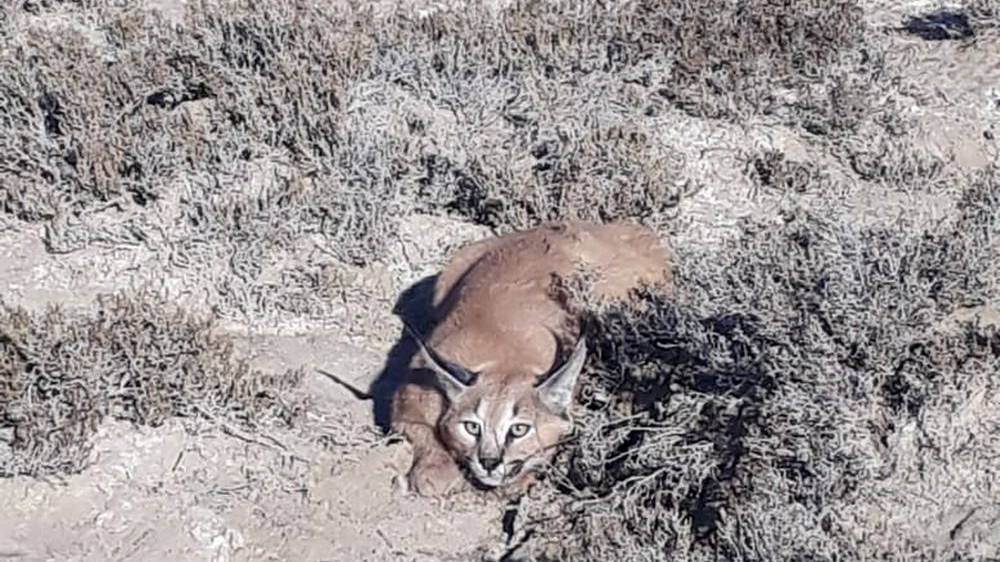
<box><xmin>408</xmin><ymin>455</ymin><xmax>467</xmax><ymax>497</ymax></box>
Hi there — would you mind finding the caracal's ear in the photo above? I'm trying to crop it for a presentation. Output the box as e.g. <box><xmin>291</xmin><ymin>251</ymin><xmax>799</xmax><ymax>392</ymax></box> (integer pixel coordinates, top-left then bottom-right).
<box><xmin>401</xmin><ymin>319</ymin><xmax>476</xmax><ymax>401</ymax></box>
<box><xmin>535</xmin><ymin>337</ymin><xmax>587</xmax><ymax>417</ymax></box>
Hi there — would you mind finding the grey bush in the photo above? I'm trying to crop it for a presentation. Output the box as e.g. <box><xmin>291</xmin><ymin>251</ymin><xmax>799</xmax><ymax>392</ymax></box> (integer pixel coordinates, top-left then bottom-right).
<box><xmin>0</xmin><ymin>0</ymin><xmax>886</xmax><ymax>238</ymax></box>
<box><xmin>516</xmin><ymin>166</ymin><xmax>999</xmax><ymax>561</ymax></box>
<box><xmin>0</xmin><ymin>292</ymin><xmax>305</xmax><ymax>477</ymax></box>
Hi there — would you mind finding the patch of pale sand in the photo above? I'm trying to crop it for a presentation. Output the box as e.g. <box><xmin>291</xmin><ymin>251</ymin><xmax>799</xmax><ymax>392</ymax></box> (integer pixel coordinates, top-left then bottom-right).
<box><xmin>142</xmin><ymin>0</ymin><xmax>187</xmax><ymax>25</ymax></box>
<box><xmin>657</xmin><ymin>112</ymin><xmax>859</xmax><ymax>251</ymax></box>
<box><xmin>648</xmin><ymin>111</ymin><xmax>767</xmax><ymax>249</ymax></box>
<box><xmin>0</xmin><ymin>226</ymin><xmax>169</xmax><ymax>314</ymax></box>
<box><xmin>943</xmin><ymin>304</ymin><xmax>1000</xmax><ymax>330</ymax></box>
<box><xmin>0</xmin><ymin>371</ymin><xmax>501</xmax><ymax>562</ymax></box>
<box><xmin>888</xmin><ymin>34</ymin><xmax>1000</xmax><ymax>170</ymax></box>
<box><xmin>209</xmin><ymin>212</ymin><xmax>490</xmax><ymax>344</ymax></box>
<box><xmin>0</xmin><ymin>422</ymin><xmax>222</xmax><ymax>562</ymax></box>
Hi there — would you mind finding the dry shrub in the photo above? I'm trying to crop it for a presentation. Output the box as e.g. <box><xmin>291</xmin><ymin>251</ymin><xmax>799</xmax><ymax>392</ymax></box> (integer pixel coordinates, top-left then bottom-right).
<box><xmin>746</xmin><ymin>149</ymin><xmax>824</xmax><ymax>193</ymax></box>
<box><xmin>644</xmin><ymin>0</ymin><xmax>878</xmax><ymax>132</ymax></box>
<box><xmin>0</xmin><ymin>292</ymin><xmax>305</xmax><ymax>477</ymax></box>
<box><xmin>0</xmin><ymin>0</ymin><xmax>903</xmax><ymax>325</ymax></box>
<box><xmin>515</xmin><ymin>167</ymin><xmax>999</xmax><ymax>561</ymax></box>
<box><xmin>0</xmin><ymin>0</ymin><xmax>890</xmax><ymax>246</ymax></box>
<box><xmin>838</xmin><ymin>127</ymin><xmax>950</xmax><ymax>188</ymax></box>
<box><xmin>967</xmin><ymin>0</ymin><xmax>1000</xmax><ymax>31</ymax></box>
<box><xmin>372</xmin><ymin>0</ymin><xmax>884</xmax><ymax>228</ymax></box>
<box><xmin>0</xmin><ymin>0</ymin><xmax>388</xmax><ymax>262</ymax></box>
<box><xmin>748</xmin><ymin>132</ymin><xmax>948</xmax><ymax>200</ymax></box>
<box><xmin>411</xmin><ymin>118</ymin><xmax>690</xmax><ymax>230</ymax></box>
<box><xmin>0</xmin><ymin>15</ymin><xmax>173</xmax><ymax>225</ymax></box>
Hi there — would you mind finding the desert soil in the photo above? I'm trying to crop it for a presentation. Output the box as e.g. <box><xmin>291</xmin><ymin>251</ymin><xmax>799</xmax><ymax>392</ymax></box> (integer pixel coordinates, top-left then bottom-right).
<box><xmin>0</xmin><ymin>1</ymin><xmax>997</xmax><ymax>561</ymax></box>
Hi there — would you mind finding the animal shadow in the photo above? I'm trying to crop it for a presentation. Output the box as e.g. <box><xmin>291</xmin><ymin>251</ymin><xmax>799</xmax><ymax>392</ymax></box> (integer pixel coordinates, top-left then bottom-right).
<box><xmin>368</xmin><ymin>274</ymin><xmax>438</xmax><ymax>433</ymax></box>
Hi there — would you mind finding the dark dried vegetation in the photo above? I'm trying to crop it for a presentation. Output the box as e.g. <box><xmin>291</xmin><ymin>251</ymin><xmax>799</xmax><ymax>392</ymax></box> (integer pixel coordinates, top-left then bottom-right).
<box><xmin>516</xmin><ymin>166</ymin><xmax>1000</xmax><ymax>561</ymax></box>
<box><xmin>1</xmin><ymin>0</ymin><xmax>885</xmax><ymax>254</ymax></box>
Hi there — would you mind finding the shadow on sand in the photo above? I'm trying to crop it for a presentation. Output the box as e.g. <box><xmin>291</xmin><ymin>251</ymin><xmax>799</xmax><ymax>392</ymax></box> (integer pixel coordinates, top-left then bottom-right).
<box><xmin>366</xmin><ymin>274</ymin><xmax>439</xmax><ymax>433</ymax></box>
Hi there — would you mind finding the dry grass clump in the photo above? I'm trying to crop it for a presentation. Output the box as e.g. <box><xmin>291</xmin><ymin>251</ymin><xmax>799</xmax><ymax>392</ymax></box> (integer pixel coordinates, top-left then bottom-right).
<box><xmin>746</xmin><ymin>149</ymin><xmax>825</xmax><ymax>194</ymax></box>
<box><xmin>375</xmin><ymin>0</ymin><xmax>884</xmax><ymax>228</ymax></box>
<box><xmin>967</xmin><ymin>0</ymin><xmax>1000</xmax><ymax>30</ymax></box>
<box><xmin>645</xmin><ymin>0</ymin><xmax>878</xmax><ymax>132</ymax></box>
<box><xmin>0</xmin><ymin>0</ymin><xmax>890</xmax><ymax>247</ymax></box>
<box><xmin>0</xmin><ymin>0</ymin><xmax>904</xmax><ymax>325</ymax></box>
<box><xmin>0</xmin><ymin>1</ymin><xmax>389</xmax><ymax>263</ymax></box>
<box><xmin>514</xmin><ymin>167</ymin><xmax>999</xmax><ymax>561</ymax></box>
<box><xmin>0</xmin><ymin>292</ymin><xmax>305</xmax><ymax>477</ymax></box>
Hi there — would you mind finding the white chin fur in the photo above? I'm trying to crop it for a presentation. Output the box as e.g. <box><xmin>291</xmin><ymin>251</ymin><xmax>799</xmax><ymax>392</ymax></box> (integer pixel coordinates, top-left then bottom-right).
<box><xmin>474</xmin><ymin>475</ymin><xmax>504</xmax><ymax>488</ymax></box>
<box><xmin>466</xmin><ymin>461</ymin><xmax>507</xmax><ymax>487</ymax></box>
<box><xmin>469</xmin><ymin>467</ymin><xmax>504</xmax><ymax>488</ymax></box>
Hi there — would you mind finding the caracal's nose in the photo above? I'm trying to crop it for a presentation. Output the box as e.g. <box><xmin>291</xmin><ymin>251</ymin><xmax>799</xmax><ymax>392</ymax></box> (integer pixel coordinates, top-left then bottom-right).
<box><xmin>479</xmin><ymin>456</ymin><xmax>502</xmax><ymax>472</ymax></box>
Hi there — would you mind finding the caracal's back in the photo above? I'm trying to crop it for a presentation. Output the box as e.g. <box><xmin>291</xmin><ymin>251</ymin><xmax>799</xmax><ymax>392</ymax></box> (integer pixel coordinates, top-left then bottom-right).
<box><xmin>428</xmin><ymin>220</ymin><xmax>671</xmax><ymax>367</ymax></box>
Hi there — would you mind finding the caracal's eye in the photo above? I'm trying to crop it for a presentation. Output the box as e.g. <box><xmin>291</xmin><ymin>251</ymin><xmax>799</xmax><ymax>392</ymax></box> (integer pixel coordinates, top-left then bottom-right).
<box><xmin>462</xmin><ymin>421</ymin><xmax>481</xmax><ymax>437</ymax></box>
<box><xmin>509</xmin><ymin>423</ymin><xmax>531</xmax><ymax>439</ymax></box>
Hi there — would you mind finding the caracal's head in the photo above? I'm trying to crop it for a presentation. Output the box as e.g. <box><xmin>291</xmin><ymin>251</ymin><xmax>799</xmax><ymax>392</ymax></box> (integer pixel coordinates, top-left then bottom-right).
<box><xmin>406</xmin><ymin>324</ymin><xmax>587</xmax><ymax>490</ymax></box>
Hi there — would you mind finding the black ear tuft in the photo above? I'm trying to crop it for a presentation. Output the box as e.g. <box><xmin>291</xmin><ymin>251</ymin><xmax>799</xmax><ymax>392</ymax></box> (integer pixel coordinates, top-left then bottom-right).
<box><xmin>441</xmin><ymin>358</ymin><xmax>478</xmax><ymax>386</ymax></box>
<box><xmin>401</xmin><ymin>319</ymin><xmax>476</xmax><ymax>399</ymax></box>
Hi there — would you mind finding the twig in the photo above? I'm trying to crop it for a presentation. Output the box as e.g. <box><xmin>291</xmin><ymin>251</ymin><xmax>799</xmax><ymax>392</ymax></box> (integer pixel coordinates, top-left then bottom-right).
<box><xmin>192</xmin><ymin>404</ymin><xmax>310</xmax><ymax>464</ymax></box>
<box><xmin>315</xmin><ymin>368</ymin><xmax>373</xmax><ymax>401</ymax></box>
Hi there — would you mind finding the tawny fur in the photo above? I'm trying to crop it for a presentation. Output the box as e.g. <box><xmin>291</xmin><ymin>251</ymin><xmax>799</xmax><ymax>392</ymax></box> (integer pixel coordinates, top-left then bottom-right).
<box><xmin>391</xmin><ymin>220</ymin><xmax>672</xmax><ymax>496</ymax></box>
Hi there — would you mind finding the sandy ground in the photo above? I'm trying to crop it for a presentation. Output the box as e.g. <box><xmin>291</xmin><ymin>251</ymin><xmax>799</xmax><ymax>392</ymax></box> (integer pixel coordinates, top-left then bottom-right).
<box><xmin>0</xmin><ymin>1</ymin><xmax>997</xmax><ymax>560</ymax></box>
<box><xmin>0</xmin><ymin>216</ymin><xmax>508</xmax><ymax>562</ymax></box>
